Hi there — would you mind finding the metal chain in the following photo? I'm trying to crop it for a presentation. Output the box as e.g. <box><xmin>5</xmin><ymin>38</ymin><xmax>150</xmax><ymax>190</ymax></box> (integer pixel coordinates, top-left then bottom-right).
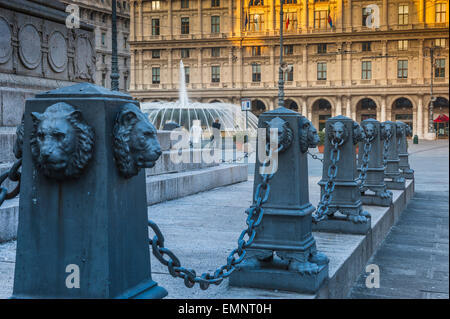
<box><xmin>148</xmin><ymin>144</ymin><xmax>283</xmax><ymax>290</ymax></box>
<box><xmin>219</xmin><ymin>150</ymin><xmax>255</xmax><ymax>164</ymax></box>
<box><xmin>383</xmin><ymin>131</ymin><xmax>392</xmax><ymax>167</ymax></box>
<box><xmin>356</xmin><ymin>136</ymin><xmax>373</xmax><ymax>190</ymax></box>
<box><xmin>307</xmin><ymin>150</ymin><xmax>323</xmax><ymax>163</ymax></box>
<box><xmin>0</xmin><ymin>159</ymin><xmax>22</xmax><ymax>207</ymax></box>
<box><xmin>312</xmin><ymin>139</ymin><xmax>343</xmax><ymax>223</ymax></box>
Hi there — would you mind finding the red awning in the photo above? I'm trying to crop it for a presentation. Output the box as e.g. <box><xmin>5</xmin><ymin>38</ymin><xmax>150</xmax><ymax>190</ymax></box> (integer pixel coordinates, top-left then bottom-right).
<box><xmin>434</xmin><ymin>114</ymin><xmax>449</xmax><ymax>123</ymax></box>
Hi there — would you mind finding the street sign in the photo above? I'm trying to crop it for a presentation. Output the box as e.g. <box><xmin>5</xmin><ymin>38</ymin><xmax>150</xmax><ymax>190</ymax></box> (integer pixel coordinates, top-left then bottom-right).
<box><xmin>241</xmin><ymin>99</ymin><xmax>251</xmax><ymax>111</ymax></box>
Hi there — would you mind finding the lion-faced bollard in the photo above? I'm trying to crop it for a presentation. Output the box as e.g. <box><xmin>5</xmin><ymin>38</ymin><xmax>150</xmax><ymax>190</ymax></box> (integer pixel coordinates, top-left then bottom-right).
<box><xmin>396</xmin><ymin>121</ymin><xmax>414</xmax><ymax>179</ymax></box>
<box><xmin>229</xmin><ymin>107</ymin><xmax>329</xmax><ymax>294</ymax></box>
<box><xmin>358</xmin><ymin>119</ymin><xmax>393</xmax><ymax>207</ymax></box>
<box><xmin>313</xmin><ymin>115</ymin><xmax>371</xmax><ymax>235</ymax></box>
<box><xmin>12</xmin><ymin>83</ymin><xmax>167</xmax><ymax>299</ymax></box>
<box><xmin>382</xmin><ymin>121</ymin><xmax>406</xmax><ymax>190</ymax></box>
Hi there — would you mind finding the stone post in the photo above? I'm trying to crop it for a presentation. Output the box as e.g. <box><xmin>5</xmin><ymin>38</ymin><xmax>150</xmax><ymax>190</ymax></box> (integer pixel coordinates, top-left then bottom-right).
<box><xmin>229</xmin><ymin>107</ymin><xmax>329</xmax><ymax>294</ymax></box>
<box><xmin>396</xmin><ymin>121</ymin><xmax>414</xmax><ymax>179</ymax></box>
<box><xmin>358</xmin><ymin>119</ymin><xmax>393</xmax><ymax>207</ymax></box>
<box><xmin>12</xmin><ymin>83</ymin><xmax>167</xmax><ymax>299</ymax></box>
<box><xmin>382</xmin><ymin>121</ymin><xmax>406</xmax><ymax>190</ymax></box>
<box><xmin>313</xmin><ymin>115</ymin><xmax>371</xmax><ymax>235</ymax></box>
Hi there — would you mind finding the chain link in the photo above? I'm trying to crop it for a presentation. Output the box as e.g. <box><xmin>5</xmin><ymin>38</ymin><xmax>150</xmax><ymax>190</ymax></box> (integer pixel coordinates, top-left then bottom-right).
<box><xmin>307</xmin><ymin>150</ymin><xmax>323</xmax><ymax>163</ymax></box>
<box><xmin>148</xmin><ymin>143</ymin><xmax>282</xmax><ymax>290</ymax></box>
<box><xmin>312</xmin><ymin>139</ymin><xmax>343</xmax><ymax>223</ymax></box>
<box><xmin>0</xmin><ymin>159</ymin><xmax>22</xmax><ymax>207</ymax></box>
<box><xmin>219</xmin><ymin>150</ymin><xmax>255</xmax><ymax>164</ymax></box>
<box><xmin>356</xmin><ymin>136</ymin><xmax>373</xmax><ymax>191</ymax></box>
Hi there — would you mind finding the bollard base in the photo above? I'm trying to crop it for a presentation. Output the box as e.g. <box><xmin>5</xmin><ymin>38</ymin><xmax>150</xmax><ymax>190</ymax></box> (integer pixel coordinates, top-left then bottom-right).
<box><xmin>229</xmin><ymin>257</ymin><xmax>328</xmax><ymax>294</ymax></box>
<box><xmin>361</xmin><ymin>194</ymin><xmax>392</xmax><ymax>207</ymax></box>
<box><xmin>385</xmin><ymin>179</ymin><xmax>406</xmax><ymax>190</ymax></box>
<box><xmin>400</xmin><ymin>169</ymin><xmax>414</xmax><ymax>180</ymax></box>
<box><xmin>312</xmin><ymin>215</ymin><xmax>371</xmax><ymax>235</ymax></box>
<box><xmin>115</xmin><ymin>279</ymin><xmax>168</xmax><ymax>299</ymax></box>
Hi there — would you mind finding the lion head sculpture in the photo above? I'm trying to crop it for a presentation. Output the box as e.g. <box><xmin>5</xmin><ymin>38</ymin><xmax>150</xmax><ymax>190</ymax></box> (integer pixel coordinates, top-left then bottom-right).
<box><xmin>381</xmin><ymin>122</ymin><xmax>393</xmax><ymax>140</ymax></box>
<box><xmin>327</xmin><ymin>121</ymin><xmax>348</xmax><ymax>144</ymax></box>
<box><xmin>395</xmin><ymin>122</ymin><xmax>404</xmax><ymax>138</ymax></box>
<box><xmin>30</xmin><ymin>102</ymin><xmax>95</xmax><ymax>180</ymax></box>
<box><xmin>113</xmin><ymin>103</ymin><xmax>162</xmax><ymax>178</ymax></box>
<box><xmin>352</xmin><ymin>121</ymin><xmax>366</xmax><ymax>144</ymax></box>
<box><xmin>263</xmin><ymin>116</ymin><xmax>293</xmax><ymax>153</ymax></box>
<box><xmin>362</xmin><ymin>121</ymin><xmax>377</xmax><ymax>140</ymax></box>
<box><xmin>299</xmin><ymin>116</ymin><xmax>319</xmax><ymax>153</ymax></box>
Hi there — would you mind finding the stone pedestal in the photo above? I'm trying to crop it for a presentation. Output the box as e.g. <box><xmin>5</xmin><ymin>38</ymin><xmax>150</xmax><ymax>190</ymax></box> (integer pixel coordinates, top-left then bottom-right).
<box><xmin>313</xmin><ymin>115</ymin><xmax>371</xmax><ymax>235</ymax></box>
<box><xmin>229</xmin><ymin>107</ymin><xmax>328</xmax><ymax>294</ymax></box>
<box><xmin>382</xmin><ymin>121</ymin><xmax>406</xmax><ymax>190</ymax></box>
<box><xmin>12</xmin><ymin>83</ymin><xmax>167</xmax><ymax>299</ymax></box>
<box><xmin>358</xmin><ymin>119</ymin><xmax>392</xmax><ymax>207</ymax></box>
<box><xmin>396</xmin><ymin>121</ymin><xmax>414</xmax><ymax>180</ymax></box>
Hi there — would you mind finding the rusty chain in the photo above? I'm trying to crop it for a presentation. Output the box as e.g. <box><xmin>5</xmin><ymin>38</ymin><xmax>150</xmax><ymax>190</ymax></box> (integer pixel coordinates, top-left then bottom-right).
<box><xmin>0</xmin><ymin>159</ymin><xmax>22</xmax><ymax>207</ymax></box>
<box><xmin>148</xmin><ymin>143</ymin><xmax>283</xmax><ymax>290</ymax></box>
<box><xmin>312</xmin><ymin>138</ymin><xmax>344</xmax><ymax>223</ymax></box>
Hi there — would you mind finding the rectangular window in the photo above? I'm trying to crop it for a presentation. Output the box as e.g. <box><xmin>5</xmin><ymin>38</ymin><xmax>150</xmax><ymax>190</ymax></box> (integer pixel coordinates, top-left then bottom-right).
<box><xmin>211</xmin><ymin>47</ymin><xmax>220</xmax><ymax>57</ymax></box>
<box><xmin>181</xmin><ymin>0</ymin><xmax>189</xmax><ymax>9</ymax></box>
<box><xmin>211</xmin><ymin>0</ymin><xmax>220</xmax><ymax>7</ymax></box>
<box><xmin>362</xmin><ymin>7</ymin><xmax>371</xmax><ymax>27</ymax></box>
<box><xmin>435</xmin><ymin>58</ymin><xmax>445</xmax><ymax>78</ymax></box>
<box><xmin>252</xmin><ymin>63</ymin><xmax>261</xmax><ymax>82</ymax></box>
<box><xmin>397</xmin><ymin>60</ymin><xmax>408</xmax><ymax>78</ymax></box>
<box><xmin>250</xmin><ymin>0</ymin><xmax>264</xmax><ymax>6</ymax></box>
<box><xmin>102</xmin><ymin>73</ymin><xmax>106</xmax><ymax>87</ymax></box>
<box><xmin>398</xmin><ymin>5</ymin><xmax>409</xmax><ymax>25</ymax></box>
<box><xmin>252</xmin><ymin>46</ymin><xmax>262</xmax><ymax>56</ymax></box>
<box><xmin>285</xmin><ymin>0</ymin><xmax>297</xmax><ymax>3</ymax></box>
<box><xmin>435</xmin><ymin>38</ymin><xmax>446</xmax><ymax>47</ymax></box>
<box><xmin>123</xmin><ymin>36</ymin><xmax>127</xmax><ymax>48</ymax></box>
<box><xmin>181</xmin><ymin>17</ymin><xmax>190</xmax><ymax>34</ymax></box>
<box><xmin>362</xmin><ymin>42</ymin><xmax>371</xmax><ymax>52</ymax></box>
<box><xmin>152</xmin><ymin>49</ymin><xmax>160</xmax><ymax>59</ymax></box>
<box><xmin>362</xmin><ymin>61</ymin><xmax>372</xmax><ymax>80</ymax></box>
<box><xmin>284</xmin><ymin>65</ymin><xmax>294</xmax><ymax>82</ymax></box>
<box><xmin>398</xmin><ymin>40</ymin><xmax>408</xmax><ymax>51</ymax></box>
<box><xmin>211</xmin><ymin>66</ymin><xmax>220</xmax><ymax>82</ymax></box>
<box><xmin>151</xmin><ymin>1</ymin><xmax>161</xmax><ymax>10</ymax></box>
<box><xmin>152</xmin><ymin>19</ymin><xmax>160</xmax><ymax>35</ymax></box>
<box><xmin>317</xmin><ymin>43</ymin><xmax>327</xmax><ymax>54</ymax></box>
<box><xmin>314</xmin><ymin>10</ymin><xmax>327</xmax><ymax>29</ymax></box>
<box><xmin>102</xmin><ymin>54</ymin><xmax>106</xmax><ymax>64</ymax></box>
<box><xmin>185</xmin><ymin>67</ymin><xmax>190</xmax><ymax>83</ymax></box>
<box><xmin>284</xmin><ymin>45</ymin><xmax>294</xmax><ymax>55</ymax></box>
<box><xmin>317</xmin><ymin>62</ymin><xmax>327</xmax><ymax>80</ymax></box>
<box><xmin>436</xmin><ymin>3</ymin><xmax>446</xmax><ymax>23</ymax></box>
<box><xmin>101</xmin><ymin>32</ymin><xmax>106</xmax><ymax>45</ymax></box>
<box><xmin>124</xmin><ymin>57</ymin><xmax>127</xmax><ymax>66</ymax></box>
<box><xmin>181</xmin><ymin>48</ymin><xmax>190</xmax><ymax>58</ymax></box>
<box><xmin>152</xmin><ymin>67</ymin><xmax>160</xmax><ymax>84</ymax></box>
<box><xmin>250</xmin><ymin>14</ymin><xmax>264</xmax><ymax>31</ymax></box>
<box><xmin>211</xmin><ymin>16</ymin><xmax>220</xmax><ymax>33</ymax></box>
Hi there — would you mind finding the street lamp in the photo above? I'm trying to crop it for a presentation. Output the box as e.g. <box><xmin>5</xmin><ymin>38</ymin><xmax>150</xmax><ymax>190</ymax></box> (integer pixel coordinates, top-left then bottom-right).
<box><xmin>110</xmin><ymin>0</ymin><xmax>120</xmax><ymax>91</ymax></box>
<box><xmin>423</xmin><ymin>46</ymin><xmax>441</xmax><ymax>135</ymax></box>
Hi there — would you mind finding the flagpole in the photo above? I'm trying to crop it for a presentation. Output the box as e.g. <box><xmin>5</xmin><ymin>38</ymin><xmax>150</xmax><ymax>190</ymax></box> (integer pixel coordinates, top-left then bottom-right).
<box><xmin>278</xmin><ymin>0</ymin><xmax>285</xmax><ymax>108</ymax></box>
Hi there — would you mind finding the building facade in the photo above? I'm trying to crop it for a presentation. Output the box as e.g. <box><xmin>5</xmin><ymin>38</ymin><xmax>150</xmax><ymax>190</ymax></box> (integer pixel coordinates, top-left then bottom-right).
<box><xmin>61</xmin><ymin>0</ymin><xmax>131</xmax><ymax>91</ymax></box>
<box><xmin>129</xmin><ymin>0</ymin><xmax>449</xmax><ymax>139</ymax></box>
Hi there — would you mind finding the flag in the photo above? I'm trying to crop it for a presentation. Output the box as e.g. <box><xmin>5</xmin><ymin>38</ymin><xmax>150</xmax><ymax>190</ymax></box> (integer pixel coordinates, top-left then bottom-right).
<box><xmin>328</xmin><ymin>5</ymin><xmax>333</xmax><ymax>28</ymax></box>
<box><xmin>285</xmin><ymin>14</ymin><xmax>290</xmax><ymax>30</ymax></box>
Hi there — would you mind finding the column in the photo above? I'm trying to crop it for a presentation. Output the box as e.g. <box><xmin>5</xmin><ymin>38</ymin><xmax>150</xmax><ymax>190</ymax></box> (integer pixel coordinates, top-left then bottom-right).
<box><xmin>381</xmin><ymin>95</ymin><xmax>386</xmax><ymax>122</ymax></box>
<box><xmin>238</xmin><ymin>46</ymin><xmax>243</xmax><ymax>88</ymax></box>
<box><xmin>346</xmin><ymin>96</ymin><xmax>352</xmax><ymax>118</ymax></box>
<box><xmin>308</xmin><ymin>0</ymin><xmax>314</xmax><ymax>29</ymax></box>
<box><xmin>236</xmin><ymin>0</ymin><xmax>242</xmax><ymax>36</ymax></box>
<box><xmin>198</xmin><ymin>0</ymin><xmax>203</xmax><ymax>38</ymax></box>
<box><xmin>139</xmin><ymin>49</ymin><xmax>144</xmax><ymax>89</ymax></box>
<box><xmin>302</xmin><ymin>44</ymin><xmax>308</xmax><ymax>87</ymax></box>
<box><xmin>168</xmin><ymin>0</ymin><xmax>173</xmax><ymax>39</ymax></box>
<box><xmin>345</xmin><ymin>0</ymin><xmax>352</xmax><ymax>31</ymax></box>
<box><xmin>351</xmin><ymin>98</ymin><xmax>356</xmax><ymax>121</ymax></box>
<box><xmin>130</xmin><ymin>50</ymin><xmax>136</xmax><ymax>90</ymax></box>
<box><xmin>130</xmin><ymin>1</ymin><xmax>135</xmax><ymax>41</ymax></box>
<box><xmin>336</xmin><ymin>0</ymin><xmax>343</xmax><ymax>32</ymax></box>
<box><xmin>301</xmin><ymin>0</ymin><xmax>308</xmax><ymax>32</ymax></box>
<box><xmin>302</xmin><ymin>98</ymin><xmax>307</xmax><ymax>116</ymax></box>
<box><xmin>138</xmin><ymin>0</ymin><xmax>143</xmax><ymax>40</ymax></box>
<box><xmin>198</xmin><ymin>48</ymin><xmax>203</xmax><ymax>87</ymax></box>
<box><xmin>337</xmin><ymin>42</ymin><xmax>343</xmax><ymax>85</ymax></box>
<box><xmin>382</xmin><ymin>0</ymin><xmax>388</xmax><ymax>30</ymax></box>
<box><xmin>228</xmin><ymin>47</ymin><xmax>234</xmax><ymax>87</ymax></box>
<box><xmin>419</xmin><ymin>0</ymin><xmax>425</xmax><ymax>23</ymax></box>
<box><xmin>270</xmin><ymin>46</ymin><xmax>275</xmax><ymax>85</ymax></box>
<box><xmin>229</xmin><ymin>0</ymin><xmax>233</xmax><ymax>36</ymax></box>
<box><xmin>346</xmin><ymin>42</ymin><xmax>352</xmax><ymax>85</ymax></box>
<box><xmin>168</xmin><ymin>49</ymin><xmax>173</xmax><ymax>89</ymax></box>
<box><xmin>418</xmin><ymin>39</ymin><xmax>424</xmax><ymax>84</ymax></box>
<box><xmin>335</xmin><ymin>95</ymin><xmax>342</xmax><ymax>116</ymax></box>
<box><xmin>417</xmin><ymin>95</ymin><xmax>424</xmax><ymax>138</ymax></box>
<box><xmin>382</xmin><ymin>40</ymin><xmax>387</xmax><ymax>85</ymax></box>
<box><xmin>272</xmin><ymin>0</ymin><xmax>276</xmax><ymax>31</ymax></box>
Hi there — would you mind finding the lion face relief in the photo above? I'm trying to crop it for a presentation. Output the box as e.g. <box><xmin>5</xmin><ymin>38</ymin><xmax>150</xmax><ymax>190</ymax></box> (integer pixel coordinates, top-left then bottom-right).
<box><xmin>263</xmin><ymin>117</ymin><xmax>293</xmax><ymax>153</ymax></box>
<box><xmin>352</xmin><ymin>121</ymin><xmax>366</xmax><ymax>144</ymax></box>
<box><xmin>327</xmin><ymin>121</ymin><xmax>348</xmax><ymax>144</ymax></box>
<box><xmin>113</xmin><ymin>103</ymin><xmax>162</xmax><ymax>178</ymax></box>
<box><xmin>405</xmin><ymin>125</ymin><xmax>412</xmax><ymax>137</ymax></box>
<box><xmin>362</xmin><ymin>123</ymin><xmax>377</xmax><ymax>140</ymax></box>
<box><xmin>381</xmin><ymin>123</ymin><xmax>393</xmax><ymax>140</ymax></box>
<box><xmin>299</xmin><ymin>116</ymin><xmax>319</xmax><ymax>153</ymax></box>
<box><xmin>30</xmin><ymin>102</ymin><xmax>95</xmax><ymax>180</ymax></box>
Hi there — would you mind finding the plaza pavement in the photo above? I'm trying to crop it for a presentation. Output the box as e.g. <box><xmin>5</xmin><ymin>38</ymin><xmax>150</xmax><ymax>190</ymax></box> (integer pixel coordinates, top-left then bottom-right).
<box><xmin>0</xmin><ymin>140</ymin><xmax>447</xmax><ymax>298</ymax></box>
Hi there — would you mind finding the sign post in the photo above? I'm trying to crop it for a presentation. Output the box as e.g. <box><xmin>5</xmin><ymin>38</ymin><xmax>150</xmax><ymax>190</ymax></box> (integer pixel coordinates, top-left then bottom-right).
<box><xmin>241</xmin><ymin>99</ymin><xmax>251</xmax><ymax>130</ymax></box>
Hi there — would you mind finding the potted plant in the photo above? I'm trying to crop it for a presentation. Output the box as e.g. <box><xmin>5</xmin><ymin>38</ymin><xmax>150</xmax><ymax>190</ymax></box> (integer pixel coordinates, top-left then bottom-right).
<box><xmin>317</xmin><ymin>130</ymin><xmax>325</xmax><ymax>153</ymax></box>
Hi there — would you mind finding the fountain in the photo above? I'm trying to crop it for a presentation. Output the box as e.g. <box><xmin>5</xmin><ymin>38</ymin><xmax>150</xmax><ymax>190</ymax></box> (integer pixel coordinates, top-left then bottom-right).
<box><xmin>142</xmin><ymin>61</ymin><xmax>259</xmax><ymax>137</ymax></box>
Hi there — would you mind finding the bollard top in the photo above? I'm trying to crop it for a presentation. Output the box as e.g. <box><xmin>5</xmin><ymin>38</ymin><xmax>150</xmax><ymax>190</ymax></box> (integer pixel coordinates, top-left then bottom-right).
<box><xmin>361</xmin><ymin>118</ymin><xmax>380</xmax><ymax>124</ymax></box>
<box><xmin>35</xmin><ymin>82</ymin><xmax>134</xmax><ymax>100</ymax></box>
<box><xmin>329</xmin><ymin>115</ymin><xmax>352</xmax><ymax>122</ymax></box>
<box><xmin>262</xmin><ymin>106</ymin><xmax>301</xmax><ymax>117</ymax></box>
